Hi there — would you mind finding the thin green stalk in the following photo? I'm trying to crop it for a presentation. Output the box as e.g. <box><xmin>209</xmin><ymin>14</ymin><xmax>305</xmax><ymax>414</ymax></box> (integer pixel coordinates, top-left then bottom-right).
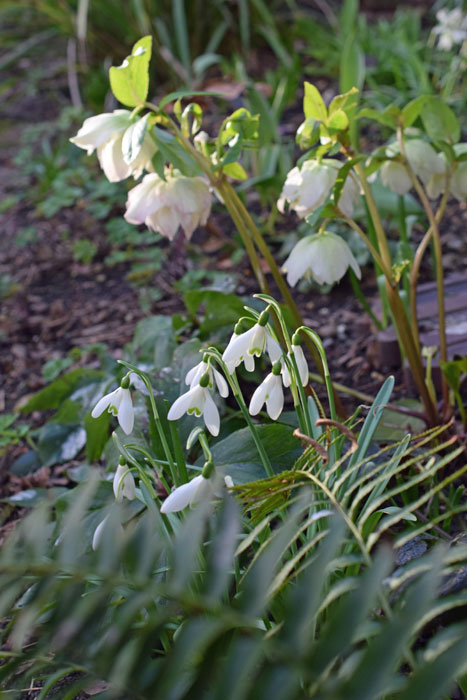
<box><xmin>118</xmin><ymin>360</ymin><xmax>177</xmax><ymax>482</ymax></box>
<box><xmin>297</xmin><ymin>327</ymin><xmax>336</xmax><ymax>423</ymax></box>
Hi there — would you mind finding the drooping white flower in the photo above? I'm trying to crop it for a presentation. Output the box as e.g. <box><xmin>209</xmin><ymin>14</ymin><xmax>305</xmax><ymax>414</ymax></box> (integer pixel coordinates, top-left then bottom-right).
<box><xmin>277</xmin><ymin>159</ymin><xmax>360</xmax><ymax>219</ymax></box>
<box><xmin>124</xmin><ymin>171</ymin><xmax>212</xmax><ymax>240</ymax></box>
<box><xmin>70</xmin><ymin>111</ymin><xmax>156</xmax><ymax>182</ymax></box>
<box><xmin>168</xmin><ymin>384</ymin><xmax>220</xmax><ymax>436</ymax></box>
<box><xmin>404</xmin><ymin>140</ymin><xmax>445</xmax><ymax>188</ymax></box>
<box><xmin>92</xmin><ymin>515</ymin><xmax>124</xmax><ymax>551</ymax></box>
<box><xmin>432</xmin><ymin>8</ymin><xmax>467</xmax><ymax>51</ymax></box>
<box><xmin>160</xmin><ymin>474</ymin><xmax>213</xmax><ymax>513</ymax></box>
<box><xmin>281</xmin><ymin>344</ymin><xmax>309</xmax><ymax>388</ymax></box>
<box><xmin>249</xmin><ymin>371</ymin><xmax>284</xmax><ymax>420</ymax></box>
<box><xmin>282</xmin><ymin>231</ymin><xmax>361</xmax><ymax>287</ymax></box>
<box><xmin>222</xmin><ymin>322</ymin><xmax>283</xmax><ymax>374</ymax></box>
<box><xmin>92</xmin><ymin>386</ymin><xmax>134</xmax><ymax>435</ymax></box>
<box><xmin>185</xmin><ymin>360</ymin><xmax>229</xmax><ymax>397</ymax></box>
<box><xmin>113</xmin><ymin>463</ymin><xmax>136</xmax><ymax>502</ymax></box>
<box><xmin>381</xmin><ymin>161</ymin><xmax>413</xmax><ymax>195</ymax></box>
<box><xmin>451</xmin><ymin>159</ymin><xmax>467</xmax><ymax>203</ymax></box>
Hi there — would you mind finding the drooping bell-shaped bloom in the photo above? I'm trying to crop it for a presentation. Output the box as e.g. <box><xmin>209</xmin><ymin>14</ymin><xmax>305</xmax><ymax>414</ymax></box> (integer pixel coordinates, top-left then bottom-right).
<box><xmin>70</xmin><ymin>110</ymin><xmax>156</xmax><ymax>182</ymax></box>
<box><xmin>281</xmin><ymin>344</ymin><xmax>309</xmax><ymax>388</ymax></box>
<box><xmin>167</xmin><ymin>384</ymin><xmax>220</xmax><ymax>436</ymax></box>
<box><xmin>404</xmin><ymin>140</ymin><xmax>445</xmax><ymax>188</ymax></box>
<box><xmin>249</xmin><ymin>371</ymin><xmax>284</xmax><ymax>421</ymax></box>
<box><xmin>278</xmin><ymin>159</ymin><xmax>360</xmax><ymax>219</ymax></box>
<box><xmin>282</xmin><ymin>231</ymin><xmax>361</xmax><ymax>287</ymax></box>
<box><xmin>160</xmin><ymin>474</ymin><xmax>213</xmax><ymax>513</ymax></box>
<box><xmin>185</xmin><ymin>360</ymin><xmax>229</xmax><ymax>397</ymax></box>
<box><xmin>92</xmin><ymin>514</ymin><xmax>124</xmax><ymax>551</ymax></box>
<box><xmin>113</xmin><ymin>463</ymin><xmax>136</xmax><ymax>502</ymax></box>
<box><xmin>380</xmin><ymin>141</ymin><xmax>445</xmax><ymax>194</ymax></box>
<box><xmin>124</xmin><ymin>171</ymin><xmax>212</xmax><ymax>240</ymax></box>
<box><xmin>91</xmin><ymin>386</ymin><xmax>134</xmax><ymax>435</ymax></box>
<box><xmin>222</xmin><ymin>323</ymin><xmax>283</xmax><ymax>375</ymax></box>
<box><xmin>381</xmin><ymin>161</ymin><xmax>413</xmax><ymax>195</ymax></box>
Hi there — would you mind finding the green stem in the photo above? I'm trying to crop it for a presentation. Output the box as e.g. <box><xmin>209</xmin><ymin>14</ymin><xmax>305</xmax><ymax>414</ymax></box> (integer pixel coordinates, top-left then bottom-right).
<box><xmin>297</xmin><ymin>327</ymin><xmax>336</xmax><ymax>423</ymax></box>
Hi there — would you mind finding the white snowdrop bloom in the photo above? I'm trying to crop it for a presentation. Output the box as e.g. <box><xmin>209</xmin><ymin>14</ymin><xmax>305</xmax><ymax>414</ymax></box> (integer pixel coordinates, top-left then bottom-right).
<box><xmin>160</xmin><ymin>474</ymin><xmax>213</xmax><ymax>513</ymax></box>
<box><xmin>70</xmin><ymin>110</ymin><xmax>156</xmax><ymax>182</ymax></box>
<box><xmin>124</xmin><ymin>171</ymin><xmax>212</xmax><ymax>240</ymax></box>
<box><xmin>92</xmin><ymin>515</ymin><xmax>124</xmax><ymax>551</ymax></box>
<box><xmin>277</xmin><ymin>159</ymin><xmax>360</xmax><ymax>219</ymax></box>
<box><xmin>381</xmin><ymin>161</ymin><xmax>413</xmax><ymax>195</ymax></box>
<box><xmin>92</xmin><ymin>386</ymin><xmax>134</xmax><ymax>435</ymax></box>
<box><xmin>222</xmin><ymin>323</ymin><xmax>283</xmax><ymax>374</ymax></box>
<box><xmin>249</xmin><ymin>371</ymin><xmax>284</xmax><ymax>421</ymax></box>
<box><xmin>281</xmin><ymin>344</ymin><xmax>309</xmax><ymax>388</ymax></box>
<box><xmin>185</xmin><ymin>361</ymin><xmax>229</xmax><ymax>398</ymax></box>
<box><xmin>113</xmin><ymin>464</ymin><xmax>136</xmax><ymax>502</ymax></box>
<box><xmin>432</xmin><ymin>8</ymin><xmax>467</xmax><ymax>51</ymax></box>
<box><xmin>282</xmin><ymin>232</ymin><xmax>361</xmax><ymax>287</ymax></box>
<box><xmin>168</xmin><ymin>384</ymin><xmax>220</xmax><ymax>436</ymax></box>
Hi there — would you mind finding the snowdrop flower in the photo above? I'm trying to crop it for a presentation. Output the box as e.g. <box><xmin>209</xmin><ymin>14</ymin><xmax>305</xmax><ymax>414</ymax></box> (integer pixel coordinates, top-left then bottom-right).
<box><xmin>249</xmin><ymin>363</ymin><xmax>284</xmax><ymax>420</ymax></box>
<box><xmin>278</xmin><ymin>159</ymin><xmax>360</xmax><ymax>219</ymax></box>
<box><xmin>124</xmin><ymin>171</ymin><xmax>212</xmax><ymax>240</ymax></box>
<box><xmin>222</xmin><ymin>311</ymin><xmax>283</xmax><ymax>374</ymax></box>
<box><xmin>91</xmin><ymin>377</ymin><xmax>134</xmax><ymax>435</ymax></box>
<box><xmin>160</xmin><ymin>474</ymin><xmax>213</xmax><ymax>513</ymax></box>
<box><xmin>168</xmin><ymin>373</ymin><xmax>220</xmax><ymax>436</ymax></box>
<box><xmin>92</xmin><ymin>515</ymin><xmax>124</xmax><ymax>551</ymax></box>
<box><xmin>70</xmin><ymin>110</ymin><xmax>156</xmax><ymax>182</ymax></box>
<box><xmin>432</xmin><ymin>8</ymin><xmax>467</xmax><ymax>51</ymax></box>
<box><xmin>281</xmin><ymin>342</ymin><xmax>309</xmax><ymax>388</ymax></box>
<box><xmin>113</xmin><ymin>460</ymin><xmax>136</xmax><ymax>502</ymax></box>
<box><xmin>282</xmin><ymin>231</ymin><xmax>361</xmax><ymax>287</ymax></box>
<box><xmin>185</xmin><ymin>359</ymin><xmax>229</xmax><ymax>397</ymax></box>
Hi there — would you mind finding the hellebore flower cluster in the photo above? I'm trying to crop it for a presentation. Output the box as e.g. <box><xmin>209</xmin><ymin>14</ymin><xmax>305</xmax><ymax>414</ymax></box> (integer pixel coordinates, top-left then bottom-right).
<box><xmin>282</xmin><ymin>231</ymin><xmax>361</xmax><ymax>287</ymax></box>
<box><xmin>70</xmin><ymin>111</ymin><xmax>156</xmax><ymax>182</ymax></box>
<box><xmin>380</xmin><ymin>140</ymin><xmax>445</xmax><ymax>196</ymax></box>
<box><xmin>277</xmin><ymin>159</ymin><xmax>360</xmax><ymax>219</ymax></box>
<box><xmin>124</xmin><ymin>171</ymin><xmax>212</xmax><ymax>240</ymax></box>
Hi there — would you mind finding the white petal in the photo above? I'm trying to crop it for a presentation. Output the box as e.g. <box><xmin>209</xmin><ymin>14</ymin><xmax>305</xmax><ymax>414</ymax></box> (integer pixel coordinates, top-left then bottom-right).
<box><xmin>147</xmin><ymin>206</ymin><xmax>180</xmax><ymax>239</ymax></box>
<box><xmin>185</xmin><ymin>361</ymin><xmax>205</xmax><ymax>386</ymax></box>
<box><xmin>92</xmin><ymin>517</ymin><xmax>107</xmax><ymax>550</ymax></box>
<box><xmin>117</xmin><ymin>389</ymin><xmax>134</xmax><ymax>435</ymax></box>
<box><xmin>97</xmin><ymin>136</ymin><xmax>132</xmax><ymax>182</ymax></box>
<box><xmin>266</xmin><ymin>377</ymin><xmax>284</xmax><ymax>420</ymax></box>
<box><xmin>70</xmin><ymin>110</ymin><xmax>131</xmax><ymax>153</ymax></box>
<box><xmin>244</xmin><ymin>352</ymin><xmax>256</xmax><ymax>372</ymax></box>
<box><xmin>113</xmin><ymin>464</ymin><xmax>136</xmax><ymax>501</ymax></box>
<box><xmin>203</xmin><ymin>392</ymin><xmax>220</xmax><ymax>436</ymax></box>
<box><xmin>91</xmin><ymin>388</ymin><xmax>118</xmax><ymax>418</ymax></box>
<box><xmin>293</xmin><ymin>345</ymin><xmax>309</xmax><ymax>386</ymax></box>
<box><xmin>213</xmin><ymin>368</ymin><xmax>229</xmax><ymax>398</ymax></box>
<box><xmin>124</xmin><ymin>174</ymin><xmax>163</xmax><ymax>224</ymax></box>
<box><xmin>160</xmin><ymin>475</ymin><xmax>205</xmax><ymax>513</ymax></box>
<box><xmin>249</xmin><ymin>379</ymin><xmax>269</xmax><ymax>416</ymax></box>
<box><xmin>266</xmin><ymin>335</ymin><xmax>283</xmax><ymax>364</ymax></box>
<box><xmin>222</xmin><ymin>327</ymin><xmax>256</xmax><ymax>368</ymax></box>
<box><xmin>247</xmin><ymin>325</ymin><xmax>266</xmax><ymax>357</ymax></box>
<box><xmin>168</xmin><ymin>387</ymin><xmax>197</xmax><ymax>421</ymax></box>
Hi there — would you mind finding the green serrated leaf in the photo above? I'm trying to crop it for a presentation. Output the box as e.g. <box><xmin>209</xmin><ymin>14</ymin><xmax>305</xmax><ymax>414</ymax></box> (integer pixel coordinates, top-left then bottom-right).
<box><xmin>327</xmin><ymin>109</ymin><xmax>349</xmax><ymax>131</ymax></box>
<box><xmin>109</xmin><ymin>35</ymin><xmax>152</xmax><ymax>107</ymax></box>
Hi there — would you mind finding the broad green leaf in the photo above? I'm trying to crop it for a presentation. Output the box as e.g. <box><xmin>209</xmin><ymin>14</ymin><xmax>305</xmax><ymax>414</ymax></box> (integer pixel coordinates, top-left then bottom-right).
<box><xmin>20</xmin><ymin>369</ymin><xmax>106</xmax><ymax>413</ymax></box>
<box><xmin>37</xmin><ymin>422</ymin><xmax>86</xmax><ymax>467</ymax></box>
<box><xmin>209</xmin><ymin>424</ymin><xmax>301</xmax><ymax>483</ymax></box>
<box><xmin>421</xmin><ymin>97</ymin><xmax>460</xmax><ymax>144</ymax></box>
<box><xmin>84</xmin><ymin>410</ymin><xmax>111</xmax><ymax>462</ymax></box>
<box><xmin>440</xmin><ymin>357</ymin><xmax>467</xmax><ymax>393</ymax></box>
<box><xmin>402</xmin><ymin>95</ymin><xmax>428</xmax><ymax>128</ymax></box>
<box><xmin>152</xmin><ymin>126</ymin><xmax>201</xmax><ymax>176</ymax></box>
<box><xmin>109</xmin><ymin>35</ymin><xmax>152</xmax><ymax>107</ymax></box>
<box><xmin>328</xmin><ymin>87</ymin><xmax>359</xmax><ymax>116</ymax></box>
<box><xmin>132</xmin><ymin>315</ymin><xmax>176</xmax><ymax>367</ymax></box>
<box><xmin>222</xmin><ymin>161</ymin><xmax>248</xmax><ymax>180</ymax></box>
<box><xmin>303</xmin><ymin>82</ymin><xmax>327</xmax><ymax>122</ymax></box>
<box><xmin>159</xmin><ymin>90</ymin><xmax>223</xmax><ymax>110</ymax></box>
<box><xmin>357</xmin><ymin>105</ymin><xmax>400</xmax><ymax>129</ymax></box>
<box><xmin>327</xmin><ymin>109</ymin><xmax>349</xmax><ymax>131</ymax></box>
<box><xmin>183</xmin><ymin>290</ymin><xmax>245</xmax><ymax>339</ymax></box>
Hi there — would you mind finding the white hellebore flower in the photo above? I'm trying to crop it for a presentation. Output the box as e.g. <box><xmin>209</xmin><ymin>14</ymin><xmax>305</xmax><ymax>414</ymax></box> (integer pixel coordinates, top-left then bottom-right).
<box><xmin>381</xmin><ymin>161</ymin><xmax>413</xmax><ymax>195</ymax></box>
<box><xmin>283</xmin><ymin>231</ymin><xmax>361</xmax><ymax>287</ymax></box>
<box><xmin>222</xmin><ymin>314</ymin><xmax>282</xmax><ymax>374</ymax></box>
<box><xmin>160</xmin><ymin>474</ymin><xmax>213</xmax><ymax>513</ymax></box>
<box><xmin>185</xmin><ymin>360</ymin><xmax>229</xmax><ymax>398</ymax></box>
<box><xmin>249</xmin><ymin>367</ymin><xmax>284</xmax><ymax>421</ymax></box>
<box><xmin>404</xmin><ymin>140</ymin><xmax>445</xmax><ymax>188</ymax></box>
<box><xmin>70</xmin><ymin>110</ymin><xmax>156</xmax><ymax>182</ymax></box>
<box><xmin>92</xmin><ymin>383</ymin><xmax>134</xmax><ymax>435</ymax></box>
<box><xmin>281</xmin><ymin>343</ymin><xmax>309</xmax><ymax>388</ymax></box>
<box><xmin>168</xmin><ymin>382</ymin><xmax>220</xmax><ymax>436</ymax></box>
<box><xmin>432</xmin><ymin>8</ymin><xmax>467</xmax><ymax>51</ymax></box>
<box><xmin>124</xmin><ymin>171</ymin><xmax>212</xmax><ymax>240</ymax></box>
<box><xmin>113</xmin><ymin>462</ymin><xmax>136</xmax><ymax>502</ymax></box>
<box><xmin>380</xmin><ymin>140</ymin><xmax>445</xmax><ymax>195</ymax></box>
<box><xmin>277</xmin><ymin>159</ymin><xmax>360</xmax><ymax>219</ymax></box>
